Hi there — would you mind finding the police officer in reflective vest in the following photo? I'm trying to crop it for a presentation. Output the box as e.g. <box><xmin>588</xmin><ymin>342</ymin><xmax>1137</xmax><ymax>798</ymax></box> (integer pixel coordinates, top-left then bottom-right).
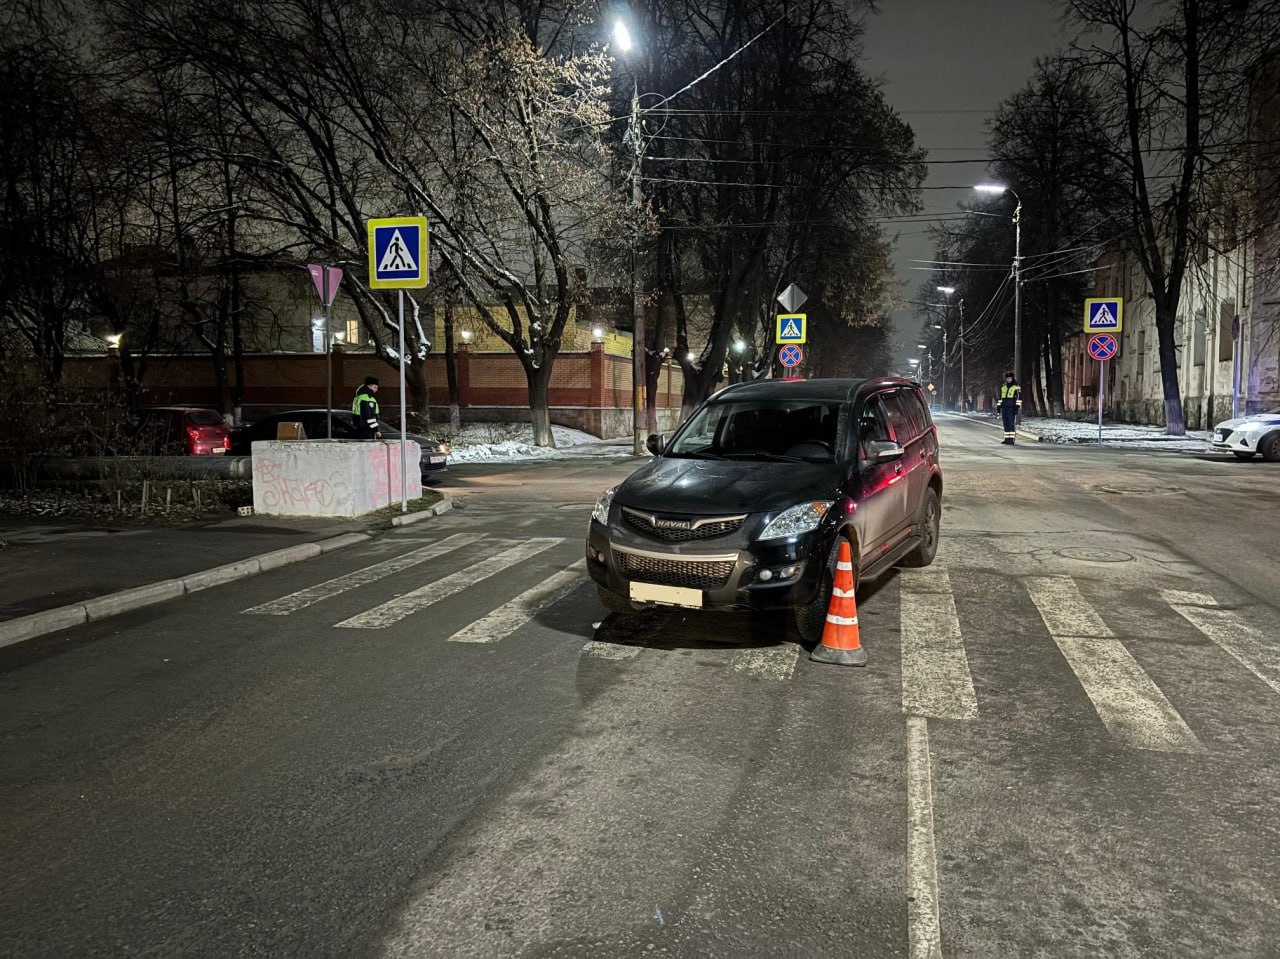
<box><xmin>352</xmin><ymin>376</ymin><xmax>382</xmax><ymax>439</ymax></box>
<box><xmin>998</xmin><ymin>372</ymin><xmax>1021</xmax><ymax>445</ymax></box>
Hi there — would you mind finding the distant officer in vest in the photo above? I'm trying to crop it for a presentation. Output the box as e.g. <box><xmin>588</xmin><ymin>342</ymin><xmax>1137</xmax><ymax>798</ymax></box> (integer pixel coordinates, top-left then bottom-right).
<box><xmin>352</xmin><ymin>376</ymin><xmax>382</xmax><ymax>439</ymax></box>
<box><xmin>998</xmin><ymin>372</ymin><xmax>1021</xmax><ymax>445</ymax></box>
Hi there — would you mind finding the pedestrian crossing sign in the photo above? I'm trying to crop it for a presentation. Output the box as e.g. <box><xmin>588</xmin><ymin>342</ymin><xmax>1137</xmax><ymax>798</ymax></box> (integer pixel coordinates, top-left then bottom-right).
<box><xmin>776</xmin><ymin>313</ymin><xmax>807</xmax><ymax>344</ymax></box>
<box><xmin>1084</xmin><ymin>297</ymin><xmax>1123</xmax><ymax>334</ymax></box>
<box><xmin>368</xmin><ymin>216</ymin><xmax>429</xmax><ymax>289</ymax></box>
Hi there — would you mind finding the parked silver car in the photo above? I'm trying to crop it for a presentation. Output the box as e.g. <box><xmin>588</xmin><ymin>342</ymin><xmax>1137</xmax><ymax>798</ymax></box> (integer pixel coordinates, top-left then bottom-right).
<box><xmin>1211</xmin><ymin>407</ymin><xmax>1280</xmax><ymax>461</ymax></box>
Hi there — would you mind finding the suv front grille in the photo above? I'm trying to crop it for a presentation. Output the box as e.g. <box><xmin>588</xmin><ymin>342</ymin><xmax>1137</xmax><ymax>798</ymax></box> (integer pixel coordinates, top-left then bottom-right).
<box><xmin>615</xmin><ymin>550</ymin><xmax>736</xmax><ymax>589</ymax></box>
<box><xmin>622</xmin><ymin>508</ymin><xmax>746</xmax><ymax>543</ymax></box>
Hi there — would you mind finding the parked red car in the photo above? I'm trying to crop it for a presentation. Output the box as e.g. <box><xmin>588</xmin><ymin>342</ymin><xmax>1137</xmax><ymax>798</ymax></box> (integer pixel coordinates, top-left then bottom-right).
<box><xmin>132</xmin><ymin>407</ymin><xmax>231</xmax><ymax>455</ymax></box>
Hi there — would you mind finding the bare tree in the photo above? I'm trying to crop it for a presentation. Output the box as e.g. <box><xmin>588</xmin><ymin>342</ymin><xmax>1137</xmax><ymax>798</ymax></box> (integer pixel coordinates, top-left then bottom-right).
<box><xmin>1067</xmin><ymin>0</ymin><xmax>1280</xmax><ymax>434</ymax></box>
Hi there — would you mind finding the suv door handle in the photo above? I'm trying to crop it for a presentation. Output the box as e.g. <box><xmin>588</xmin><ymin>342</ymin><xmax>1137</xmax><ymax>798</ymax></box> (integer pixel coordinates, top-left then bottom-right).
<box><xmin>893</xmin><ymin>462</ymin><xmax>904</xmax><ymax>474</ymax></box>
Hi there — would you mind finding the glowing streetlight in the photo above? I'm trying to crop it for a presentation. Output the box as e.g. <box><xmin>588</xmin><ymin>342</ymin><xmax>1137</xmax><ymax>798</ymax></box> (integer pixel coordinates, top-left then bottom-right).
<box><xmin>613</xmin><ymin>20</ymin><xmax>634</xmax><ymax>52</ymax></box>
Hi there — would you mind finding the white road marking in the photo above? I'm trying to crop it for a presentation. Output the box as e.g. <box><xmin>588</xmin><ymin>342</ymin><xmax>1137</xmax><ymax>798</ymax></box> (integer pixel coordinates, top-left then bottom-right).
<box><xmin>900</xmin><ymin>570</ymin><xmax>978</xmax><ymax>720</ymax></box>
<box><xmin>1026</xmin><ymin>576</ymin><xmax>1202</xmax><ymax>752</ymax></box>
<box><xmin>242</xmin><ymin>533</ymin><xmax>477</xmax><ymax>615</ymax></box>
<box><xmin>907</xmin><ymin>716</ymin><xmax>943</xmax><ymax>959</ymax></box>
<box><xmin>337</xmin><ymin>539</ymin><xmax>562</xmax><ymax>629</ymax></box>
<box><xmin>581</xmin><ymin>639</ymin><xmax>643</xmax><ymax>660</ymax></box>
<box><xmin>1163</xmin><ymin>590</ymin><xmax>1280</xmax><ymax>697</ymax></box>
<box><xmin>730</xmin><ymin>644</ymin><xmax>800</xmax><ymax>680</ymax></box>
<box><xmin>447</xmin><ymin>561</ymin><xmax>587</xmax><ymax>644</ymax></box>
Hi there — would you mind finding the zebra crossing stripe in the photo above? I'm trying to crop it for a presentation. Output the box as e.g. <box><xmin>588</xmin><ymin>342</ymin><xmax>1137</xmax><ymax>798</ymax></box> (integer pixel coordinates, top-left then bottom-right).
<box><xmin>900</xmin><ymin>570</ymin><xmax>978</xmax><ymax>720</ymax></box>
<box><xmin>1026</xmin><ymin>576</ymin><xmax>1203</xmax><ymax>753</ymax></box>
<box><xmin>730</xmin><ymin>644</ymin><xmax>800</xmax><ymax>680</ymax></box>
<box><xmin>581</xmin><ymin>639</ymin><xmax>643</xmax><ymax>660</ymax></box>
<box><xmin>242</xmin><ymin>533</ymin><xmax>478</xmax><ymax>615</ymax></box>
<box><xmin>906</xmin><ymin>716</ymin><xmax>943</xmax><ymax>959</ymax></box>
<box><xmin>447</xmin><ymin>561</ymin><xmax>587</xmax><ymax>644</ymax></box>
<box><xmin>1162</xmin><ymin>590</ymin><xmax>1280</xmax><ymax>697</ymax></box>
<box><xmin>337</xmin><ymin>539</ymin><xmax>563</xmax><ymax>629</ymax></box>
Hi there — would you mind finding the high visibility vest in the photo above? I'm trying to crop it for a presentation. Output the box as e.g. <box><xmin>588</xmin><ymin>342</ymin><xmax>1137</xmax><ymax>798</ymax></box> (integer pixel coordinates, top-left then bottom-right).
<box><xmin>1000</xmin><ymin>383</ymin><xmax>1021</xmax><ymax>406</ymax></box>
<box><xmin>352</xmin><ymin>390</ymin><xmax>380</xmax><ymax>417</ymax></box>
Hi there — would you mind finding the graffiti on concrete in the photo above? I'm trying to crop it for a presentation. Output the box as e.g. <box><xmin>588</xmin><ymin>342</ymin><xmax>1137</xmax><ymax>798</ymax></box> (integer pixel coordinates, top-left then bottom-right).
<box><xmin>253</xmin><ymin>455</ymin><xmax>351</xmax><ymax>511</ymax></box>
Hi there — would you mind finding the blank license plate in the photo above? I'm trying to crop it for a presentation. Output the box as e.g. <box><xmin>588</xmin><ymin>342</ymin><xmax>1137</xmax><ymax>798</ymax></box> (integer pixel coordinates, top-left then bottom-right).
<box><xmin>429</xmin><ymin>456</ymin><xmax>446</xmax><ymax>464</ymax></box>
<box><xmin>629</xmin><ymin>582</ymin><xmax>703</xmax><ymax>608</ymax></box>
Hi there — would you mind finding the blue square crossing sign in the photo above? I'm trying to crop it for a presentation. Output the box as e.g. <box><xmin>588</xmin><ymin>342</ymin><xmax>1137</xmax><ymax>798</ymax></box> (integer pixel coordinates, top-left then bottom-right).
<box><xmin>776</xmin><ymin>313</ymin><xmax>807</xmax><ymax>344</ymax></box>
<box><xmin>1084</xmin><ymin>297</ymin><xmax>1123</xmax><ymax>334</ymax></box>
<box><xmin>368</xmin><ymin>216</ymin><xmax>429</xmax><ymax>289</ymax></box>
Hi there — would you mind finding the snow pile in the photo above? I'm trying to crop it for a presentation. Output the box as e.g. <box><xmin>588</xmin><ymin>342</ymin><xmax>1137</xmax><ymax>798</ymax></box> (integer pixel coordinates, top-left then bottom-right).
<box><xmin>439</xmin><ymin>423</ymin><xmax>637</xmax><ymax>464</ymax></box>
<box><xmin>1018</xmin><ymin>416</ymin><xmax>1213</xmax><ymax>453</ymax></box>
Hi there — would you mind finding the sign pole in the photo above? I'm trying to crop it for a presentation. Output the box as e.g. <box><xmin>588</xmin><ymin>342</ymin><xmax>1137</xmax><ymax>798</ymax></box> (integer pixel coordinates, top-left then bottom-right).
<box><xmin>324</xmin><ymin>267</ymin><xmax>333</xmax><ymax>441</ymax></box>
<box><xmin>1097</xmin><ymin>359</ymin><xmax>1105</xmax><ymax>444</ymax></box>
<box><xmin>398</xmin><ymin>289</ymin><xmax>408</xmax><ymax>514</ymax></box>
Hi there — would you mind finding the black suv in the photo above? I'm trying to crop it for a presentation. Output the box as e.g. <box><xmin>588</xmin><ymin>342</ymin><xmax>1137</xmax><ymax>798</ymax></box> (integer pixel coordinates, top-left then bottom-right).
<box><xmin>586</xmin><ymin>378</ymin><xmax>942</xmax><ymax>641</ymax></box>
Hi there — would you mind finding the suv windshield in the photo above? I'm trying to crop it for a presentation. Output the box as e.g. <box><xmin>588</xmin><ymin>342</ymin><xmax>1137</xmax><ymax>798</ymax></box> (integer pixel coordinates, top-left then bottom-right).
<box><xmin>667</xmin><ymin>400</ymin><xmax>839</xmax><ymax>462</ymax></box>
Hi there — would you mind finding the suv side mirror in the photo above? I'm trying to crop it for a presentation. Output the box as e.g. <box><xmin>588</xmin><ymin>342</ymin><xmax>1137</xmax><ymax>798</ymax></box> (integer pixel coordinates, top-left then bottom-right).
<box><xmin>645</xmin><ymin>433</ymin><xmax>665</xmax><ymax>456</ymax></box>
<box><xmin>865</xmin><ymin>440</ymin><xmax>904</xmax><ymax>463</ymax></box>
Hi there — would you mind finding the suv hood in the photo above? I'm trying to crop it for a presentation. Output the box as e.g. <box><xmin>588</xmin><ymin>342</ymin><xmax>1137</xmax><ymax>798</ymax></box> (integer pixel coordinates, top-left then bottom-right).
<box><xmin>616</xmin><ymin>456</ymin><xmax>842</xmax><ymax>515</ymax></box>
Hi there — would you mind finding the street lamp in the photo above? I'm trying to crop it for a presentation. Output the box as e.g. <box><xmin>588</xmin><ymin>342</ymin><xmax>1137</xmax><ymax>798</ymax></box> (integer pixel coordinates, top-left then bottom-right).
<box><xmin>615</xmin><ymin>19</ymin><xmax>647</xmax><ymax>455</ymax></box>
<box><xmin>975</xmin><ymin>184</ymin><xmax>1023</xmax><ymax>412</ymax></box>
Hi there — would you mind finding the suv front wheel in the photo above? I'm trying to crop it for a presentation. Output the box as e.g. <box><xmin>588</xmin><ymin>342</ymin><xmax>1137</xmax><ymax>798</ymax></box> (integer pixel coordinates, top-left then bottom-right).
<box><xmin>794</xmin><ymin>537</ymin><xmax>854</xmax><ymax>645</ymax></box>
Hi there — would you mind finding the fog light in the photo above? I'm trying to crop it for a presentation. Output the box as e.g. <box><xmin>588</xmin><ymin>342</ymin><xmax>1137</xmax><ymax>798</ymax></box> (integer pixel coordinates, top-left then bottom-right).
<box><xmin>757</xmin><ymin>568</ymin><xmax>774</xmax><ymax>582</ymax></box>
<box><xmin>589</xmin><ymin>547</ymin><xmax>605</xmax><ymax>563</ymax></box>
<box><xmin>779</xmin><ymin>565</ymin><xmax>800</xmax><ymax>579</ymax></box>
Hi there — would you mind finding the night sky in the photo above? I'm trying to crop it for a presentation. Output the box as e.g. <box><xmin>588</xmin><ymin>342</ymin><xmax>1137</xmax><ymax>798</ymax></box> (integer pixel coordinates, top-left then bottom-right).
<box><xmin>862</xmin><ymin>0</ymin><xmax>1068</xmax><ymax>367</ymax></box>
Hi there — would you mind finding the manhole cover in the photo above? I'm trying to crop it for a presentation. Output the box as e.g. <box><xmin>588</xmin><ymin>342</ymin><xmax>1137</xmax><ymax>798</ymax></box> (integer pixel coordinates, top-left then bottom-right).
<box><xmin>1098</xmin><ymin>485</ymin><xmax>1184</xmax><ymax>496</ymax></box>
<box><xmin>1055</xmin><ymin>547</ymin><xmax>1135</xmax><ymax>563</ymax></box>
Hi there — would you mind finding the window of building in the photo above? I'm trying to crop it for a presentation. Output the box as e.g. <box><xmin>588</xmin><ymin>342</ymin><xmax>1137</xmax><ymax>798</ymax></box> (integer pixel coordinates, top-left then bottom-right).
<box><xmin>1218</xmin><ymin>301</ymin><xmax>1235</xmax><ymax>363</ymax></box>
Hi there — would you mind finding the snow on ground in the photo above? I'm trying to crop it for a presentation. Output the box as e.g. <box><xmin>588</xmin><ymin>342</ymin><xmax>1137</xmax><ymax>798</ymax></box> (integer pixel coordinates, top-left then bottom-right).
<box><xmin>953</xmin><ymin>412</ymin><xmax>1214</xmax><ymax>453</ymax></box>
<box><xmin>439</xmin><ymin>423</ymin><xmax>637</xmax><ymax>464</ymax></box>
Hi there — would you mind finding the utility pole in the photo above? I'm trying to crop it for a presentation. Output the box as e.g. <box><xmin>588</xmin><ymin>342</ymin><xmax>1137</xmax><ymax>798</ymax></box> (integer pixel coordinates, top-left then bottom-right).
<box><xmin>958</xmin><ymin>297</ymin><xmax>967</xmax><ymax>412</ymax></box>
<box><xmin>1012</xmin><ymin>195</ymin><xmax>1023</xmax><ymax>423</ymax></box>
<box><xmin>628</xmin><ymin>80</ymin><xmax>646</xmax><ymax>456</ymax></box>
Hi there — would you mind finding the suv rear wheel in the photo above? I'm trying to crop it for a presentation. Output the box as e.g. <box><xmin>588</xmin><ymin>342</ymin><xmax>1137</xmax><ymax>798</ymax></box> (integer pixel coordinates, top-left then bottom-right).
<box><xmin>900</xmin><ymin>486</ymin><xmax>941</xmax><ymax>568</ymax></box>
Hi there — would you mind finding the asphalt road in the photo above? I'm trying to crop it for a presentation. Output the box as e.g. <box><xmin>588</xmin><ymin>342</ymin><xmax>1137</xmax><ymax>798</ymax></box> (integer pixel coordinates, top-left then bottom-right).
<box><xmin>2</xmin><ymin>415</ymin><xmax>1278</xmax><ymax>957</ymax></box>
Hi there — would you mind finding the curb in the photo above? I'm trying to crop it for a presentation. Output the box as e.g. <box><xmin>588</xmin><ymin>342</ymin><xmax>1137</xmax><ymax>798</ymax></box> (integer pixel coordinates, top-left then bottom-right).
<box><xmin>0</xmin><ymin>530</ymin><xmax>374</xmax><ymax>652</ymax></box>
<box><xmin>390</xmin><ymin>497</ymin><xmax>454</xmax><ymax>527</ymax></box>
<box><xmin>0</xmin><ymin>493</ymin><xmax>455</xmax><ymax>651</ymax></box>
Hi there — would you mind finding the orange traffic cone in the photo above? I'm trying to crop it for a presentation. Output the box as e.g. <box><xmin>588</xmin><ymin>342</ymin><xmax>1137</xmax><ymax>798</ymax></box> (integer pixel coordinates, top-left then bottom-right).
<box><xmin>810</xmin><ymin>541</ymin><xmax>867</xmax><ymax>666</ymax></box>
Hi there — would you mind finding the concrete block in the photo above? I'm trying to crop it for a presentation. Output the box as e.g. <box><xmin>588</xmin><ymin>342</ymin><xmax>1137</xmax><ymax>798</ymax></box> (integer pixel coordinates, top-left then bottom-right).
<box><xmin>82</xmin><ymin>580</ymin><xmax>186</xmax><ymax>621</ymax></box>
<box><xmin>318</xmin><ymin>532</ymin><xmax>372</xmax><ymax>553</ymax></box>
<box><xmin>432</xmin><ymin>498</ymin><xmax>454</xmax><ymax>516</ymax></box>
<box><xmin>183</xmin><ymin>559</ymin><xmax>262</xmax><ymax>593</ymax></box>
<box><xmin>251</xmin><ymin>440</ymin><xmax>423</xmax><ymax>517</ymax></box>
<box><xmin>0</xmin><ymin>605</ymin><xmax>89</xmax><ymax>650</ymax></box>
<box><xmin>256</xmin><ymin>543</ymin><xmax>324</xmax><ymax>572</ymax></box>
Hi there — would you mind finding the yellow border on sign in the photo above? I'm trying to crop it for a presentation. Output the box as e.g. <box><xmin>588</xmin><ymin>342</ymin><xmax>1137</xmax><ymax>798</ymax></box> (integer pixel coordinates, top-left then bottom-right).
<box><xmin>368</xmin><ymin>216</ymin><xmax>429</xmax><ymax>289</ymax></box>
<box><xmin>1083</xmin><ymin>297</ymin><xmax>1122</xmax><ymax>334</ymax></box>
<box><xmin>776</xmin><ymin>313</ymin><xmax>807</xmax><ymax>344</ymax></box>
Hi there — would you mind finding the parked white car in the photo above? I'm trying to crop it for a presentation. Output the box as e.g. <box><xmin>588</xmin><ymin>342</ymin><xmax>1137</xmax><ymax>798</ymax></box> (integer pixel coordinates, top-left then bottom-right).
<box><xmin>1211</xmin><ymin>407</ymin><xmax>1280</xmax><ymax>461</ymax></box>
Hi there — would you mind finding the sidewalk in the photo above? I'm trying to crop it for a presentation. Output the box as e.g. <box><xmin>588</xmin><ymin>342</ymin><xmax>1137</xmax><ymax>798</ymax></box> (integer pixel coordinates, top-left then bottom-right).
<box><xmin>0</xmin><ymin>500</ymin><xmax>450</xmax><ymax>650</ymax></box>
<box><xmin>953</xmin><ymin>412</ymin><xmax>1214</xmax><ymax>452</ymax></box>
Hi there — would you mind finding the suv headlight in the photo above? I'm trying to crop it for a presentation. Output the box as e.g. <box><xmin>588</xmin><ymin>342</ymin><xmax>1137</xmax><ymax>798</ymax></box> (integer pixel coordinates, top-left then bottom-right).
<box><xmin>757</xmin><ymin>501</ymin><xmax>833</xmax><ymax>541</ymax></box>
<box><xmin>591</xmin><ymin>487</ymin><xmax>616</xmax><ymax>525</ymax></box>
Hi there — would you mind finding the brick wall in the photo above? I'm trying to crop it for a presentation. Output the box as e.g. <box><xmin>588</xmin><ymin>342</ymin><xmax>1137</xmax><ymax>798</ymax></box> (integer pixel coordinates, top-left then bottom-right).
<box><xmin>61</xmin><ymin>344</ymin><xmax>685</xmax><ymax>438</ymax></box>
